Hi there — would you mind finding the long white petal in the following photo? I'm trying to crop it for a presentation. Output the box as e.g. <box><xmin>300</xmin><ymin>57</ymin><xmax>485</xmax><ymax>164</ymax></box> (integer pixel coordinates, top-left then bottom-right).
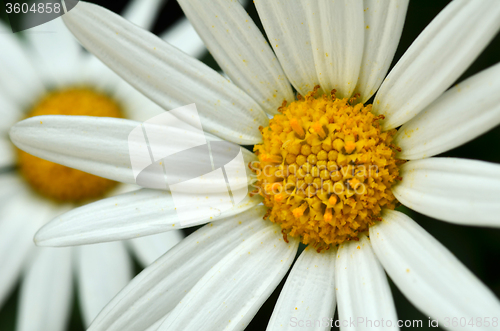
<box><xmin>121</xmin><ymin>0</ymin><xmax>166</xmax><ymax>30</ymax></box>
<box><xmin>160</xmin><ymin>18</ymin><xmax>207</xmax><ymax>59</ymax></box>
<box><xmin>355</xmin><ymin>0</ymin><xmax>408</xmax><ymax>103</ymax></box>
<box><xmin>304</xmin><ymin>0</ymin><xmax>365</xmax><ymax>98</ymax></box>
<box><xmin>0</xmin><ymin>21</ymin><xmax>45</xmax><ymax>107</ymax></box>
<box><xmin>254</xmin><ymin>0</ymin><xmax>320</xmax><ymax>97</ymax></box>
<box><xmin>160</xmin><ymin>225</ymin><xmax>298</xmax><ymax>331</ymax></box>
<box><xmin>35</xmin><ymin>186</ymin><xmax>262</xmax><ymax>246</ymax></box>
<box><xmin>128</xmin><ymin>230</ymin><xmax>184</xmax><ymax>266</ymax></box>
<box><xmin>10</xmin><ymin>116</ymin><xmax>138</xmax><ymax>184</ymax></box>
<box><xmin>178</xmin><ymin>0</ymin><xmax>294</xmax><ymax>115</ymax></box>
<box><xmin>371</xmin><ymin>210</ymin><xmax>500</xmax><ymax>330</ymax></box>
<box><xmin>0</xmin><ymin>189</ymin><xmax>55</xmax><ymax>307</ymax></box>
<box><xmin>10</xmin><ymin>115</ymin><xmax>257</xmax><ymax>185</ymax></box>
<box><xmin>63</xmin><ymin>2</ymin><xmax>268</xmax><ymax>144</ymax></box>
<box><xmin>77</xmin><ymin>241</ymin><xmax>133</xmax><ymax>327</ymax></box>
<box><xmin>17</xmin><ymin>247</ymin><xmax>73</xmax><ymax>331</ymax></box>
<box><xmin>267</xmin><ymin>247</ymin><xmax>336</xmax><ymax>331</ymax></box>
<box><xmin>394</xmin><ymin>62</ymin><xmax>500</xmax><ymax>160</ymax></box>
<box><xmin>393</xmin><ymin>158</ymin><xmax>500</xmax><ymax>226</ymax></box>
<box><xmin>24</xmin><ymin>17</ymin><xmax>82</xmax><ymax>87</ymax></box>
<box><xmin>374</xmin><ymin>0</ymin><xmax>500</xmax><ymax>130</ymax></box>
<box><xmin>89</xmin><ymin>206</ymin><xmax>269</xmax><ymax>331</ymax></box>
<box><xmin>336</xmin><ymin>235</ymin><xmax>398</xmax><ymax>331</ymax></box>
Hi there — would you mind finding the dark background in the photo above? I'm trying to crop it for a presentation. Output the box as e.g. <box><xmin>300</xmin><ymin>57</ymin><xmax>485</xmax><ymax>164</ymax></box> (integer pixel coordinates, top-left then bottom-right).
<box><xmin>0</xmin><ymin>0</ymin><xmax>499</xmax><ymax>330</ymax></box>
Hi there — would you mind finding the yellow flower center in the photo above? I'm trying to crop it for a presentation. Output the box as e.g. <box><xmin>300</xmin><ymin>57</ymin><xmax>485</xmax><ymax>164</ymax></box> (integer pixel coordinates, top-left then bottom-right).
<box><xmin>253</xmin><ymin>87</ymin><xmax>401</xmax><ymax>250</ymax></box>
<box><xmin>17</xmin><ymin>88</ymin><xmax>123</xmax><ymax>202</ymax></box>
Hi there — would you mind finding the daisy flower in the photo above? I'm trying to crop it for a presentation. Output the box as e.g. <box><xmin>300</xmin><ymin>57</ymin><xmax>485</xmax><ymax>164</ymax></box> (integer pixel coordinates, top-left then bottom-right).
<box><xmin>0</xmin><ymin>1</ymin><xmax>211</xmax><ymax>329</ymax></box>
<box><xmin>9</xmin><ymin>0</ymin><xmax>500</xmax><ymax>330</ymax></box>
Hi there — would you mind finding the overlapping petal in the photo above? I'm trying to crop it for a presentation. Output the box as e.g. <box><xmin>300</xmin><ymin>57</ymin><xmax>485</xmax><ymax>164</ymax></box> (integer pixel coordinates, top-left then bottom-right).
<box><xmin>88</xmin><ymin>206</ymin><xmax>269</xmax><ymax>331</ymax></box>
<box><xmin>62</xmin><ymin>2</ymin><xmax>268</xmax><ymax>144</ymax></box>
<box><xmin>394</xmin><ymin>62</ymin><xmax>500</xmax><ymax>160</ymax></box>
<box><xmin>373</xmin><ymin>0</ymin><xmax>500</xmax><ymax>129</ymax></box>
<box><xmin>393</xmin><ymin>158</ymin><xmax>500</xmax><ymax>226</ymax></box>
<box><xmin>178</xmin><ymin>0</ymin><xmax>294</xmax><ymax>115</ymax></box>
<box><xmin>267</xmin><ymin>248</ymin><xmax>336</xmax><ymax>331</ymax></box>
<box><xmin>371</xmin><ymin>210</ymin><xmax>500</xmax><ymax>330</ymax></box>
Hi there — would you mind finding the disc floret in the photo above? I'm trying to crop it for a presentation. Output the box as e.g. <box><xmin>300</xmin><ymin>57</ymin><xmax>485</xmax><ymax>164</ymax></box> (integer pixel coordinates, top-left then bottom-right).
<box><xmin>253</xmin><ymin>87</ymin><xmax>400</xmax><ymax>249</ymax></box>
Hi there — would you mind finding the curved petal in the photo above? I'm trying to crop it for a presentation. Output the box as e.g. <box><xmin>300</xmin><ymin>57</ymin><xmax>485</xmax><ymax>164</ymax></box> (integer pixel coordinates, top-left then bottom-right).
<box><xmin>254</xmin><ymin>0</ymin><xmax>320</xmax><ymax>97</ymax></box>
<box><xmin>370</xmin><ymin>210</ymin><xmax>500</xmax><ymax>330</ymax></box>
<box><xmin>24</xmin><ymin>17</ymin><xmax>82</xmax><ymax>87</ymax></box>
<box><xmin>394</xmin><ymin>62</ymin><xmax>500</xmax><ymax>160</ymax></box>
<box><xmin>62</xmin><ymin>2</ymin><xmax>268</xmax><ymax>144</ymax></box>
<box><xmin>35</xmin><ymin>187</ymin><xmax>262</xmax><ymax>246</ymax></box>
<box><xmin>178</xmin><ymin>0</ymin><xmax>294</xmax><ymax>115</ymax></box>
<box><xmin>374</xmin><ymin>0</ymin><xmax>500</xmax><ymax>130</ymax></box>
<box><xmin>88</xmin><ymin>206</ymin><xmax>269</xmax><ymax>331</ymax></box>
<box><xmin>354</xmin><ymin>0</ymin><xmax>408</xmax><ymax>103</ymax></box>
<box><xmin>0</xmin><ymin>21</ymin><xmax>45</xmax><ymax>108</ymax></box>
<box><xmin>160</xmin><ymin>17</ymin><xmax>207</xmax><ymax>59</ymax></box>
<box><xmin>336</xmin><ymin>234</ymin><xmax>398</xmax><ymax>331</ymax></box>
<box><xmin>121</xmin><ymin>0</ymin><xmax>166</xmax><ymax>30</ymax></box>
<box><xmin>77</xmin><ymin>241</ymin><xmax>133</xmax><ymax>327</ymax></box>
<box><xmin>304</xmin><ymin>0</ymin><xmax>365</xmax><ymax>98</ymax></box>
<box><xmin>128</xmin><ymin>230</ymin><xmax>184</xmax><ymax>266</ymax></box>
<box><xmin>17</xmin><ymin>247</ymin><xmax>73</xmax><ymax>331</ymax></box>
<box><xmin>393</xmin><ymin>158</ymin><xmax>500</xmax><ymax>227</ymax></box>
<box><xmin>267</xmin><ymin>247</ymin><xmax>336</xmax><ymax>331</ymax></box>
<box><xmin>159</xmin><ymin>225</ymin><xmax>298</xmax><ymax>331</ymax></box>
<box><xmin>0</xmin><ymin>189</ymin><xmax>56</xmax><ymax>307</ymax></box>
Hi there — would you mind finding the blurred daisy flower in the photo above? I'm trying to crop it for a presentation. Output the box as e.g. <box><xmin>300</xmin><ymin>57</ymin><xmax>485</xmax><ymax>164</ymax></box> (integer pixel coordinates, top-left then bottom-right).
<box><xmin>0</xmin><ymin>1</ymin><xmax>210</xmax><ymax>329</ymax></box>
<box><xmin>9</xmin><ymin>0</ymin><xmax>500</xmax><ymax>330</ymax></box>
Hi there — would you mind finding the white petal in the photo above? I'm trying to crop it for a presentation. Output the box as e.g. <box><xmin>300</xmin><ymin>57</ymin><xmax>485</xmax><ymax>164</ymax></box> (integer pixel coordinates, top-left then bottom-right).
<box><xmin>63</xmin><ymin>2</ymin><xmax>268</xmax><ymax>144</ymax></box>
<box><xmin>160</xmin><ymin>18</ymin><xmax>207</xmax><ymax>59</ymax></box>
<box><xmin>35</xmin><ymin>186</ymin><xmax>262</xmax><ymax>246</ymax></box>
<box><xmin>304</xmin><ymin>0</ymin><xmax>365</xmax><ymax>98</ymax></box>
<box><xmin>11</xmin><ymin>115</ymin><xmax>256</xmax><ymax>187</ymax></box>
<box><xmin>0</xmin><ymin>189</ymin><xmax>55</xmax><ymax>307</ymax></box>
<box><xmin>0</xmin><ymin>21</ymin><xmax>45</xmax><ymax>108</ymax></box>
<box><xmin>129</xmin><ymin>230</ymin><xmax>184</xmax><ymax>266</ymax></box>
<box><xmin>160</xmin><ymin>225</ymin><xmax>298</xmax><ymax>331</ymax></box>
<box><xmin>17</xmin><ymin>247</ymin><xmax>73</xmax><ymax>331</ymax></box>
<box><xmin>394</xmin><ymin>62</ymin><xmax>500</xmax><ymax>160</ymax></box>
<box><xmin>10</xmin><ymin>116</ymin><xmax>138</xmax><ymax>185</ymax></box>
<box><xmin>121</xmin><ymin>0</ymin><xmax>166</xmax><ymax>30</ymax></box>
<box><xmin>374</xmin><ymin>0</ymin><xmax>500</xmax><ymax>130</ymax></box>
<box><xmin>267</xmin><ymin>247</ymin><xmax>336</xmax><ymax>331</ymax></box>
<box><xmin>371</xmin><ymin>210</ymin><xmax>500</xmax><ymax>330</ymax></box>
<box><xmin>24</xmin><ymin>17</ymin><xmax>82</xmax><ymax>87</ymax></box>
<box><xmin>354</xmin><ymin>0</ymin><xmax>408</xmax><ymax>103</ymax></box>
<box><xmin>178</xmin><ymin>0</ymin><xmax>294</xmax><ymax>115</ymax></box>
<box><xmin>336</xmin><ymin>235</ymin><xmax>398</xmax><ymax>331</ymax></box>
<box><xmin>393</xmin><ymin>158</ymin><xmax>500</xmax><ymax>226</ymax></box>
<box><xmin>88</xmin><ymin>206</ymin><xmax>269</xmax><ymax>331</ymax></box>
<box><xmin>254</xmin><ymin>0</ymin><xmax>320</xmax><ymax>97</ymax></box>
<box><xmin>77</xmin><ymin>241</ymin><xmax>133</xmax><ymax>327</ymax></box>
<box><xmin>0</xmin><ymin>137</ymin><xmax>15</xmax><ymax>169</ymax></box>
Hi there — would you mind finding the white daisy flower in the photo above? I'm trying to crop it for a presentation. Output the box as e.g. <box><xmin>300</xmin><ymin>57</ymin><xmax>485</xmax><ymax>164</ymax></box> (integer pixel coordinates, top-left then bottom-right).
<box><xmin>0</xmin><ymin>1</ymin><xmax>211</xmax><ymax>329</ymax></box>
<box><xmin>9</xmin><ymin>0</ymin><xmax>500</xmax><ymax>330</ymax></box>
